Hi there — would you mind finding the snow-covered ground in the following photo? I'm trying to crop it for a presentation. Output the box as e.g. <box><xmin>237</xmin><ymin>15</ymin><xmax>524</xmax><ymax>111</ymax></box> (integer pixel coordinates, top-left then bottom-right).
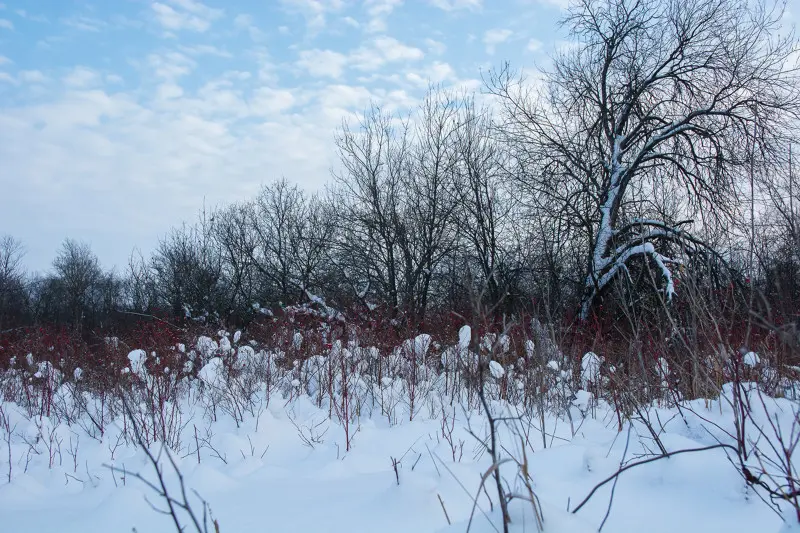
<box><xmin>0</xmin><ymin>329</ymin><xmax>796</xmax><ymax>532</ymax></box>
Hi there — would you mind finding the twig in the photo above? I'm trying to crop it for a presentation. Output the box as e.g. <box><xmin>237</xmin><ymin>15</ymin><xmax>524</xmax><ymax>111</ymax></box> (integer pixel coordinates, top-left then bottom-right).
<box><xmin>572</xmin><ymin>443</ymin><xmax>737</xmax><ymax>514</ymax></box>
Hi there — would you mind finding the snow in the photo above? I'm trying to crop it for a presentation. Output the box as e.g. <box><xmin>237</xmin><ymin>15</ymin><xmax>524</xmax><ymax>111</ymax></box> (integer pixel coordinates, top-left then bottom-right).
<box><xmin>198</xmin><ymin>357</ymin><xmax>224</xmax><ymax>387</ymax></box>
<box><xmin>127</xmin><ymin>349</ymin><xmax>146</xmax><ymax>376</ymax></box>
<box><xmin>196</xmin><ymin>336</ymin><xmax>218</xmax><ymax>358</ymax></box>
<box><xmin>0</xmin><ymin>332</ymin><xmax>797</xmax><ymax>533</ymax></box>
<box><xmin>404</xmin><ymin>334</ymin><xmax>432</xmax><ymax>361</ymax></box>
<box><xmin>744</xmin><ymin>351</ymin><xmax>760</xmax><ymax>368</ymax></box>
<box><xmin>458</xmin><ymin>325</ymin><xmax>471</xmax><ymax>350</ymax></box>
<box><xmin>219</xmin><ymin>336</ymin><xmax>232</xmax><ymax>353</ymax></box>
<box><xmin>0</xmin><ymin>389</ymin><xmax>790</xmax><ymax>532</ymax></box>
<box><xmin>489</xmin><ymin>360</ymin><xmax>505</xmax><ymax>379</ymax></box>
<box><xmin>581</xmin><ymin>352</ymin><xmax>603</xmax><ymax>389</ymax></box>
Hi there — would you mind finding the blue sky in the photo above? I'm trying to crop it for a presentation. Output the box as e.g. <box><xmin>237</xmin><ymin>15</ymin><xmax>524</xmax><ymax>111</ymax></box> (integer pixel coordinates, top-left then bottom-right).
<box><xmin>0</xmin><ymin>0</ymin><xmax>570</xmax><ymax>272</ymax></box>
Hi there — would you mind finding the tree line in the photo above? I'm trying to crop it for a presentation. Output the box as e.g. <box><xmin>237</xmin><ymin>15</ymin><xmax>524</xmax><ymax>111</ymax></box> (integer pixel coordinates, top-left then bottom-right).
<box><xmin>2</xmin><ymin>0</ymin><xmax>799</xmax><ymax>338</ymax></box>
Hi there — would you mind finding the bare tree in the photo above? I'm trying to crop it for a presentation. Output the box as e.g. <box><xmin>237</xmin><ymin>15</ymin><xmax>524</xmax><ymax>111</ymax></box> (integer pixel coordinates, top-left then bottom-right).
<box><xmin>0</xmin><ymin>235</ymin><xmax>27</xmax><ymax>330</ymax></box>
<box><xmin>452</xmin><ymin>97</ymin><xmax>520</xmax><ymax>315</ymax></box>
<box><xmin>400</xmin><ymin>87</ymin><xmax>462</xmax><ymax>322</ymax></box>
<box><xmin>151</xmin><ymin>211</ymin><xmax>223</xmax><ymax>322</ymax></box>
<box><xmin>333</xmin><ymin>87</ymin><xmax>464</xmax><ymax>322</ymax></box>
<box><xmin>125</xmin><ymin>248</ymin><xmax>158</xmax><ymax>314</ymax></box>
<box><xmin>248</xmin><ymin>179</ymin><xmax>336</xmax><ymax>308</ymax></box>
<box><xmin>488</xmin><ymin>0</ymin><xmax>800</xmax><ymax>319</ymax></box>
<box><xmin>332</xmin><ymin>103</ymin><xmax>408</xmax><ymax>316</ymax></box>
<box><xmin>212</xmin><ymin>202</ymin><xmax>260</xmax><ymax>319</ymax></box>
<box><xmin>52</xmin><ymin>239</ymin><xmax>103</xmax><ymax>328</ymax></box>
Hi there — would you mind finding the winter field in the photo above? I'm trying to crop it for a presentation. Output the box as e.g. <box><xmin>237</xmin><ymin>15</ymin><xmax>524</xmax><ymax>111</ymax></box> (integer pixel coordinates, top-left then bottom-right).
<box><xmin>1</xmin><ymin>315</ymin><xmax>798</xmax><ymax>533</ymax></box>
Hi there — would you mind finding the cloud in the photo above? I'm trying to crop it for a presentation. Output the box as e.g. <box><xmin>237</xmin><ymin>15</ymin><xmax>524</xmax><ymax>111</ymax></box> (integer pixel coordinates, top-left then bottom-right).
<box><xmin>0</xmin><ymin>0</ymin><xmax>562</xmax><ymax>272</ymax></box>
<box><xmin>19</xmin><ymin>70</ymin><xmax>48</xmax><ymax>84</ymax></box>
<box><xmin>428</xmin><ymin>0</ymin><xmax>481</xmax><ymax>11</ymax></box>
<box><xmin>63</xmin><ymin>67</ymin><xmax>103</xmax><ymax>89</ymax></box>
<box><xmin>279</xmin><ymin>0</ymin><xmax>344</xmax><ymax>32</ymax></box>
<box><xmin>483</xmin><ymin>28</ymin><xmax>512</xmax><ymax>54</ymax></box>
<box><xmin>297</xmin><ymin>37</ymin><xmax>423</xmax><ymax>78</ymax></box>
<box><xmin>526</xmin><ymin>38</ymin><xmax>542</xmax><ymax>53</ymax></box>
<box><xmin>63</xmin><ymin>15</ymin><xmax>107</xmax><ymax>32</ymax></box>
<box><xmin>15</xmin><ymin>9</ymin><xmax>48</xmax><ymax>22</ymax></box>
<box><xmin>250</xmin><ymin>87</ymin><xmax>296</xmax><ymax>115</ymax></box>
<box><xmin>424</xmin><ymin>38</ymin><xmax>447</xmax><ymax>55</ymax></box>
<box><xmin>0</xmin><ymin>80</ymin><xmax>362</xmax><ymax>270</ymax></box>
<box><xmin>233</xmin><ymin>13</ymin><xmax>252</xmax><ymax>27</ymax></box>
<box><xmin>316</xmin><ymin>84</ymin><xmax>374</xmax><ymax>115</ymax></box>
<box><xmin>178</xmin><ymin>44</ymin><xmax>232</xmax><ymax>58</ymax></box>
<box><xmin>405</xmin><ymin>60</ymin><xmax>456</xmax><ymax>86</ymax></box>
<box><xmin>0</xmin><ymin>55</ymin><xmax>10</xmax><ymax>65</ymax></box>
<box><xmin>364</xmin><ymin>0</ymin><xmax>403</xmax><ymax>33</ymax></box>
<box><xmin>146</xmin><ymin>51</ymin><xmax>196</xmax><ymax>80</ymax></box>
<box><xmin>233</xmin><ymin>13</ymin><xmax>266</xmax><ymax>41</ymax></box>
<box><xmin>536</xmin><ymin>0</ymin><xmax>571</xmax><ymax>9</ymax></box>
<box><xmin>342</xmin><ymin>16</ymin><xmax>360</xmax><ymax>28</ymax></box>
<box><xmin>351</xmin><ymin>36</ymin><xmax>424</xmax><ymax>71</ymax></box>
<box><xmin>297</xmin><ymin>49</ymin><xmax>348</xmax><ymax>78</ymax></box>
<box><xmin>365</xmin><ymin>0</ymin><xmax>404</xmax><ymax>19</ymax></box>
<box><xmin>156</xmin><ymin>83</ymin><xmax>184</xmax><ymax>100</ymax></box>
<box><xmin>0</xmin><ymin>18</ymin><xmax>12</xmax><ymax>29</ymax></box>
<box><xmin>151</xmin><ymin>0</ymin><xmax>223</xmax><ymax>33</ymax></box>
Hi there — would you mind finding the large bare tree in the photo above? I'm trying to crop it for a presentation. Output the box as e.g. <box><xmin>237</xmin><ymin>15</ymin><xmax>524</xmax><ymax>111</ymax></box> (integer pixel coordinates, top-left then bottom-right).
<box><xmin>488</xmin><ymin>0</ymin><xmax>800</xmax><ymax>318</ymax></box>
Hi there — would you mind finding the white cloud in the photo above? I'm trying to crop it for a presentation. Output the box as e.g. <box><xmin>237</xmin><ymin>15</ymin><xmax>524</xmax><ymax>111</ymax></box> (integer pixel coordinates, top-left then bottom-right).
<box><xmin>0</xmin><ymin>81</ymin><xmax>359</xmax><ymax>270</ymax></box>
<box><xmin>0</xmin><ymin>55</ymin><xmax>10</xmax><ymax>65</ymax></box>
<box><xmin>63</xmin><ymin>67</ymin><xmax>102</xmax><ymax>88</ymax></box>
<box><xmin>233</xmin><ymin>13</ymin><xmax>266</xmax><ymax>41</ymax></box>
<box><xmin>428</xmin><ymin>61</ymin><xmax>457</xmax><ymax>83</ymax></box>
<box><xmin>297</xmin><ymin>49</ymin><xmax>348</xmax><ymax>78</ymax></box>
<box><xmin>365</xmin><ymin>0</ymin><xmax>403</xmax><ymax>18</ymax></box>
<box><xmin>483</xmin><ymin>28</ymin><xmax>512</xmax><ymax>54</ymax></box>
<box><xmin>218</xmin><ymin>70</ymin><xmax>250</xmax><ymax>82</ymax></box>
<box><xmin>424</xmin><ymin>38</ymin><xmax>447</xmax><ymax>55</ymax></box>
<box><xmin>19</xmin><ymin>70</ymin><xmax>48</xmax><ymax>84</ymax></box>
<box><xmin>0</xmin><ymin>0</ymin><xmax>559</xmax><ymax>272</ymax></box>
<box><xmin>250</xmin><ymin>87</ymin><xmax>296</xmax><ymax>115</ymax></box>
<box><xmin>351</xmin><ymin>36</ymin><xmax>424</xmax><ymax>71</ymax></box>
<box><xmin>156</xmin><ymin>83</ymin><xmax>184</xmax><ymax>100</ymax></box>
<box><xmin>178</xmin><ymin>44</ymin><xmax>232</xmax><ymax>58</ymax></box>
<box><xmin>0</xmin><ymin>18</ymin><xmax>13</xmax><ymax>29</ymax></box>
<box><xmin>342</xmin><ymin>16</ymin><xmax>360</xmax><ymax>28</ymax></box>
<box><xmin>526</xmin><ymin>38</ymin><xmax>542</xmax><ymax>52</ymax></box>
<box><xmin>63</xmin><ymin>15</ymin><xmax>107</xmax><ymax>32</ymax></box>
<box><xmin>233</xmin><ymin>13</ymin><xmax>252</xmax><ymax>27</ymax></box>
<box><xmin>151</xmin><ymin>0</ymin><xmax>222</xmax><ymax>33</ymax></box>
<box><xmin>537</xmin><ymin>0</ymin><xmax>570</xmax><ymax>9</ymax></box>
<box><xmin>279</xmin><ymin>0</ymin><xmax>344</xmax><ymax>32</ymax></box>
<box><xmin>364</xmin><ymin>0</ymin><xmax>403</xmax><ymax>33</ymax></box>
<box><xmin>317</xmin><ymin>84</ymin><xmax>373</xmax><ymax>115</ymax></box>
<box><xmin>14</xmin><ymin>9</ymin><xmax>47</xmax><ymax>22</ymax></box>
<box><xmin>428</xmin><ymin>0</ymin><xmax>481</xmax><ymax>11</ymax></box>
<box><xmin>146</xmin><ymin>52</ymin><xmax>196</xmax><ymax>80</ymax></box>
<box><xmin>365</xmin><ymin>18</ymin><xmax>386</xmax><ymax>33</ymax></box>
